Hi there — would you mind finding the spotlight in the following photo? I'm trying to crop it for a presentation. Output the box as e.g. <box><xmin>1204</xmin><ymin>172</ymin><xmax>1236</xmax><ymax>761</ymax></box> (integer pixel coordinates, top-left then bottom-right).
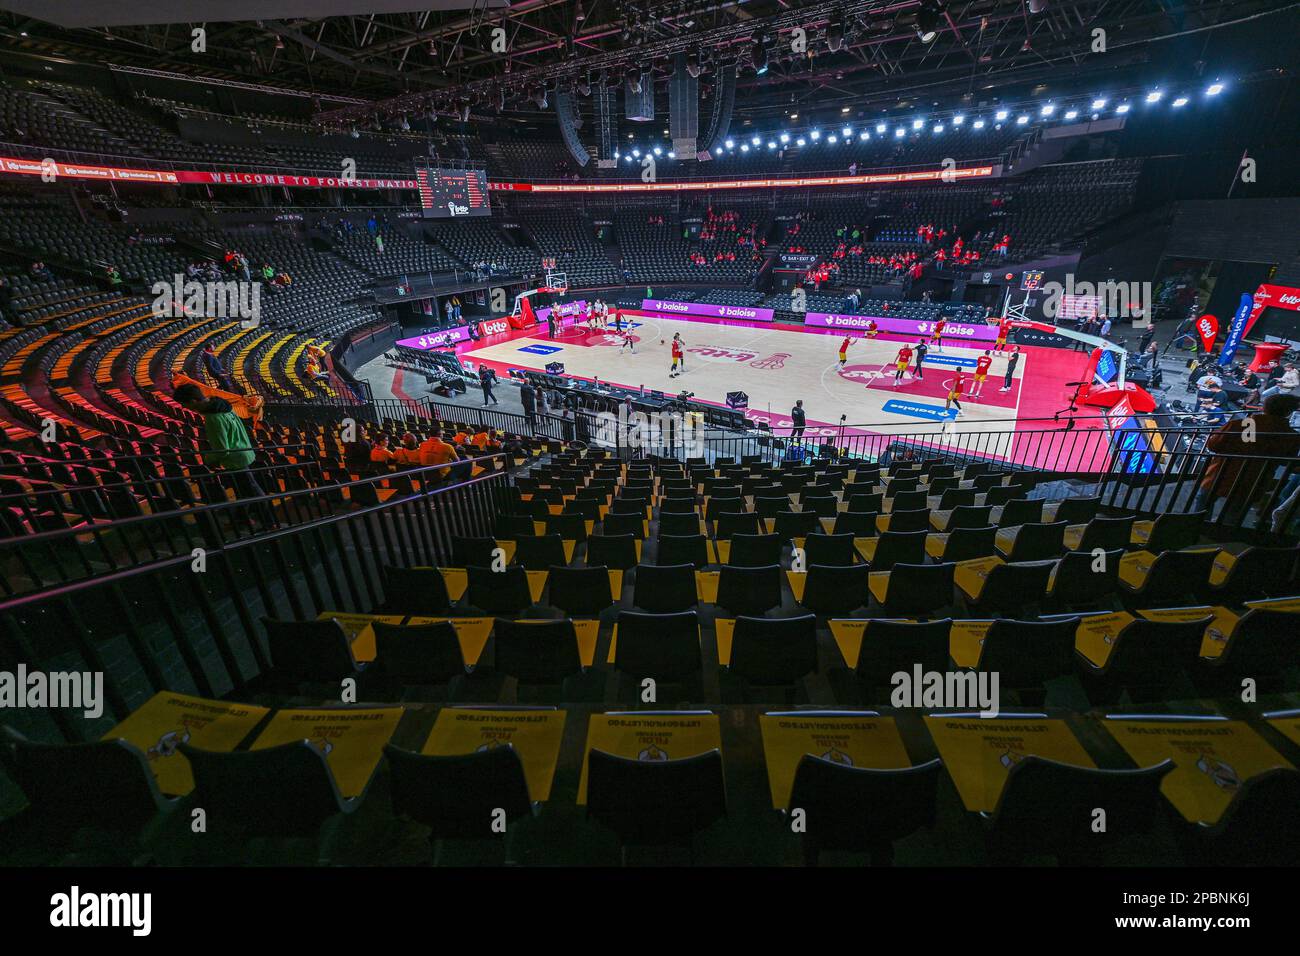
<box><xmin>895</xmin><ymin>127</ymin><xmax>905</xmax><ymax>137</ymax></box>
<box><xmin>714</xmin><ymin>146</ymin><xmax>723</xmax><ymax>155</ymax></box>
<box><xmin>575</xmin><ymin>1</ymin><xmax>586</xmax><ymax>22</ymax></box>
<box><xmin>995</xmin><ymin>109</ymin><xmax>1009</xmax><ymax>120</ymax></box>
<box><xmin>1016</xmin><ymin>115</ymin><xmax>1029</xmax><ymax>124</ymax></box>
<box><xmin>779</xmin><ymin>132</ymin><xmax>790</xmax><ymax>143</ymax></box>
<box><xmin>577</xmin><ymin>76</ymin><xmax>591</xmax><ymax>97</ymax></box>
<box><xmin>667</xmin><ymin>151</ymin><xmax>675</xmax><ymax>158</ymax></box>
<box><xmin>1145</xmin><ymin>90</ymin><xmax>1162</xmax><ymax>103</ymax></box>
<box><xmin>1064</xmin><ymin>109</ymin><xmax>1078</xmax><ymax>120</ymax></box>
<box><xmin>1206</xmin><ymin>82</ymin><xmax>1224</xmax><ymax>95</ymax></box>
<box><xmin>626</xmin><ymin>69</ymin><xmax>642</xmax><ymax>93</ymax></box>
<box><xmin>828</xmin><ymin>135</ymin><xmax>838</xmax><ymax>143</ymax></box>
<box><xmin>632</xmin><ymin>148</ymin><xmax>641</xmax><ymax>157</ymax></box>
<box><xmin>842</xmin><ymin>126</ymin><xmax>852</xmax><ymax>137</ymax></box>
<box><xmin>1172</xmin><ymin>96</ymin><xmax>1188</xmax><ymax>107</ymax></box>
<box><xmin>686</xmin><ymin>49</ymin><xmax>702</xmax><ymax>78</ymax></box>
<box><xmin>796</xmin><ymin>137</ymin><xmax>806</xmax><ymax>146</ymax></box>
<box><xmin>915</xmin><ymin>1</ymin><xmax>941</xmax><ymax>44</ymax></box>
<box><xmin>751</xmin><ymin>136</ymin><xmax>761</xmax><ymax>146</ymax></box>
<box><xmin>810</xmin><ymin>129</ymin><xmax>821</xmax><ymax>140</ymax></box>
<box><xmin>1027</xmin><ymin>0</ymin><xmax>1048</xmax><ymax>12</ymax></box>
<box><xmin>933</xmin><ymin>125</ymin><xmax>943</xmax><ymax>134</ymax></box>
<box><xmin>1041</xmin><ymin>103</ymin><xmax>1054</xmax><ymax>116</ymax></box>
<box><xmin>912</xmin><ymin>118</ymin><xmax>924</xmax><ymax>129</ymax></box>
<box><xmin>841</xmin><ymin>106</ymin><xmax>851</xmax><ymax>114</ymax></box>
<box><xmin>1116</xmin><ymin>103</ymin><xmax>1131</xmax><ymax>113</ymax></box>
<box><xmin>653</xmin><ymin>146</ymin><xmax>662</xmax><ymax>156</ymax></box>
<box><xmin>972</xmin><ymin>119</ymin><xmax>985</xmax><ymax>129</ymax></box>
<box><xmin>952</xmin><ymin>114</ymin><xmax>964</xmax><ymax>124</ymax></box>
<box><xmin>751</xmin><ymin>35</ymin><xmax>769</xmax><ymax>74</ymax></box>
<box><xmin>858</xmin><ymin>130</ymin><xmax>869</xmax><ymax>140</ymax></box>
<box><xmin>767</xmin><ymin>141</ymin><xmax>776</xmax><ymax>149</ymax></box>
<box><xmin>531</xmin><ymin>87</ymin><xmax>547</xmax><ymax>109</ymax></box>
<box><xmin>724</xmin><ymin>138</ymin><xmax>734</xmax><ymax>149</ymax></box>
<box><xmin>741</xmin><ymin>143</ymin><xmax>750</xmax><ymax>152</ymax></box>
<box><xmin>826</xmin><ymin>13</ymin><xmax>845</xmax><ymax>52</ymax></box>
<box><xmin>876</xmin><ymin>122</ymin><xmax>887</xmax><ymax>133</ymax></box>
<box><xmin>790</xmin><ymin>112</ymin><xmax>799</xmax><ymax>120</ymax></box>
<box><xmin>1091</xmin><ymin>98</ymin><xmax>1107</xmax><ymax>110</ymax></box>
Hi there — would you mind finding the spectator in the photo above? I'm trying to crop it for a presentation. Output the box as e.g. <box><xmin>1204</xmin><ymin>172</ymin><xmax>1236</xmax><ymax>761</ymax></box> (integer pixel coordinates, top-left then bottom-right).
<box><xmin>395</xmin><ymin>433</ymin><xmax>421</xmax><ymax>465</ymax></box>
<box><xmin>171</xmin><ymin>383</ymin><xmax>264</xmax><ymax>501</ymax></box>
<box><xmin>30</xmin><ymin>261</ymin><xmax>53</xmax><ymax>282</ymax></box>
<box><xmin>1196</xmin><ymin>394</ymin><xmax>1300</xmax><ymax>518</ymax></box>
<box><xmin>790</xmin><ymin>400</ymin><xmax>806</xmax><ymax>439</ymax></box>
<box><xmin>370</xmin><ymin>434</ymin><xmax>396</xmax><ymax>465</ymax></box>
<box><xmin>478</xmin><ymin>364</ymin><xmax>499</xmax><ymax>406</ymax></box>
<box><xmin>999</xmin><ymin>346</ymin><xmax>1020</xmax><ymax>392</ymax></box>
<box><xmin>1262</xmin><ymin>364</ymin><xmax>1300</xmax><ymax>400</ymax></box>
<box><xmin>520</xmin><ymin>380</ymin><xmax>538</xmax><ymax>431</ymax></box>
<box><xmin>418</xmin><ymin>432</ymin><xmax>460</xmax><ymax>480</ymax></box>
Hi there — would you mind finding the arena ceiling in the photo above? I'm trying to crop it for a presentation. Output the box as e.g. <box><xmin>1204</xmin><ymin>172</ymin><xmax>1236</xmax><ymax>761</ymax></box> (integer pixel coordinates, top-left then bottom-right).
<box><xmin>0</xmin><ymin>0</ymin><xmax>1295</xmax><ymax>126</ymax></box>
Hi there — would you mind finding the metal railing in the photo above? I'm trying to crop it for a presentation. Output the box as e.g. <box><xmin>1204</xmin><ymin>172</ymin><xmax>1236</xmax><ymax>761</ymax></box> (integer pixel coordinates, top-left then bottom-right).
<box><xmin>0</xmin><ymin>453</ymin><xmax>513</xmax><ymax>599</ymax></box>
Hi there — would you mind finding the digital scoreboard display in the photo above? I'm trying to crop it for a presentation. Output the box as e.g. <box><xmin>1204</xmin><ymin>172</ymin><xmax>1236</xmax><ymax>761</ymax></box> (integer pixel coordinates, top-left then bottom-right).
<box><xmin>415</xmin><ymin>164</ymin><xmax>489</xmax><ymax>218</ymax></box>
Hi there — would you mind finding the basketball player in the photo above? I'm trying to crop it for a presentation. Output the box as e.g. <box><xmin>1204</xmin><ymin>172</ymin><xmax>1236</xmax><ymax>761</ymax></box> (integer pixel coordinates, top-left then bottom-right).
<box><xmin>669</xmin><ymin>335</ymin><xmax>684</xmax><ymax>377</ymax></box>
<box><xmin>619</xmin><ymin>328</ymin><xmax>636</xmax><ymax>353</ymax></box>
<box><xmin>945</xmin><ymin>370</ymin><xmax>966</xmax><ymax>414</ymax></box>
<box><xmin>837</xmin><ymin>334</ymin><xmax>855</xmax><ymax>368</ymax></box>
<box><xmin>672</xmin><ymin>332</ymin><xmax>686</xmax><ymax>370</ymax></box>
<box><xmin>613</xmin><ymin>308</ymin><xmax>623</xmax><ymax>332</ymax></box>
<box><xmin>1000</xmin><ymin>346</ymin><xmax>1020</xmax><ymax>392</ymax></box>
<box><xmin>970</xmin><ymin>350</ymin><xmax>994</xmax><ymax>397</ymax></box>
<box><xmin>865</xmin><ymin>319</ymin><xmax>878</xmax><ymax>339</ymax></box>
<box><xmin>893</xmin><ymin>342</ymin><xmax>914</xmax><ymax>384</ymax></box>
<box><xmin>993</xmin><ymin>315</ymin><xmax>1013</xmax><ymax>353</ymax></box>
<box><xmin>930</xmin><ymin>317</ymin><xmax>947</xmax><ymax>353</ymax></box>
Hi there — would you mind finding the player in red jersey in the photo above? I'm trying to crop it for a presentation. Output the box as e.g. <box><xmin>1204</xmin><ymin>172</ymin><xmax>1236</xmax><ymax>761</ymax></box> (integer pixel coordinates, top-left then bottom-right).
<box><xmin>994</xmin><ymin>316</ymin><xmax>1013</xmax><ymax>352</ymax></box>
<box><xmin>893</xmin><ymin>343</ymin><xmax>914</xmax><ymax>384</ymax></box>
<box><xmin>930</xmin><ymin>318</ymin><xmax>947</xmax><ymax>353</ymax></box>
<box><xmin>945</xmin><ymin>370</ymin><xmax>966</xmax><ymax>414</ymax></box>
<box><xmin>669</xmin><ymin>335</ymin><xmax>684</xmax><ymax>377</ymax></box>
<box><xmin>837</xmin><ymin>335</ymin><xmax>855</xmax><ymax>368</ymax></box>
<box><xmin>970</xmin><ymin>350</ymin><xmax>994</xmax><ymax>397</ymax></box>
<box><xmin>865</xmin><ymin>319</ymin><xmax>879</xmax><ymax>339</ymax></box>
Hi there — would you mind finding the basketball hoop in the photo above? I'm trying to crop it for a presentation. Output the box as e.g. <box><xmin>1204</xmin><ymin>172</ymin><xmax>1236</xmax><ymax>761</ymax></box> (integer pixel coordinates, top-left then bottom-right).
<box><xmin>545</xmin><ymin>271</ymin><xmax>569</xmax><ymax>294</ymax></box>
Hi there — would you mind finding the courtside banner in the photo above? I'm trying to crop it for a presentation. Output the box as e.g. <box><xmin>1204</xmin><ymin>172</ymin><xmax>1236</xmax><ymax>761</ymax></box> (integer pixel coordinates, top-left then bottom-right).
<box><xmin>804</xmin><ymin>311</ymin><xmax>998</xmax><ymax>341</ymax></box>
<box><xmin>395</xmin><ymin>325</ymin><xmax>472</xmax><ymax>349</ymax></box>
<box><xmin>1218</xmin><ymin>293</ymin><xmax>1255</xmax><ymax>364</ymax></box>
<box><xmin>641</xmin><ymin>299</ymin><xmax>775</xmax><ymax>322</ymax></box>
<box><xmin>0</xmin><ymin>155</ymin><xmax>416</xmax><ymax>189</ymax></box>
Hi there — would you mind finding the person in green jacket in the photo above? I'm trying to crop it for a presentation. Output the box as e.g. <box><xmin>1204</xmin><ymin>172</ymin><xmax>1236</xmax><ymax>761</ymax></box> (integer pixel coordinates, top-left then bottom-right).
<box><xmin>172</xmin><ymin>383</ymin><xmax>264</xmax><ymax>499</ymax></box>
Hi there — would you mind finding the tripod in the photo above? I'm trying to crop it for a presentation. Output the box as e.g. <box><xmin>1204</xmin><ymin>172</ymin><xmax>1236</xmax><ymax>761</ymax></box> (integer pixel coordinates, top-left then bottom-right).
<box><xmin>1054</xmin><ymin>380</ymin><xmax>1088</xmax><ymax>422</ymax></box>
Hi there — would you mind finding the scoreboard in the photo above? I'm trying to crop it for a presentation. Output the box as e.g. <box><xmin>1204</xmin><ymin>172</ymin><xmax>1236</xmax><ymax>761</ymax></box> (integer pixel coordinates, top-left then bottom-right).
<box><xmin>415</xmin><ymin>164</ymin><xmax>489</xmax><ymax>218</ymax></box>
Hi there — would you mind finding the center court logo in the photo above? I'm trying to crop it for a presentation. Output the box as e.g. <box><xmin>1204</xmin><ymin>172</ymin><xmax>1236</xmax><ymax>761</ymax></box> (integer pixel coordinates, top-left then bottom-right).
<box><xmin>750</xmin><ymin>353</ymin><xmax>790</xmax><ymax>369</ymax></box>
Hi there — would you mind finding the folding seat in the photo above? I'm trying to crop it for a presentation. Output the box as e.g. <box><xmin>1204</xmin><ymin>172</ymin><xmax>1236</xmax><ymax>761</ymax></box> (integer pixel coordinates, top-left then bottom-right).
<box><xmin>726</xmin><ymin>614</ymin><xmax>818</xmax><ymax>700</ymax></box>
<box><xmin>801</xmin><ymin>493</ymin><xmax>840</xmax><ymax>517</ymax></box>
<box><xmin>492</xmin><ymin>618</ymin><xmax>589</xmax><ymax>688</ymax></box>
<box><xmin>799</xmin><ymin>563</ymin><xmax>869</xmax><ymax>615</ymax></box>
<box><xmin>885</xmin><ymin>507</ymin><xmax>931</xmax><ymax>533</ymax></box>
<box><xmin>1118</xmin><ymin>548</ymin><xmax>1218</xmax><ymax>608</ymax></box>
<box><xmin>788</xmin><ymin>756</ymin><xmax>943</xmax><ymax>866</ymax></box>
<box><xmin>715</xmin><ymin>511</ymin><xmax>764</xmax><ymax>541</ymax></box>
<box><xmin>754</xmin><ymin>495</ymin><xmax>789</xmax><ymax>519</ymax></box>
<box><xmin>705</xmin><ymin>496</ymin><xmax>745</xmax><ymax>523</ymax></box>
<box><xmin>0</xmin><ymin>726</ymin><xmax>181</xmax><ymax>859</ymax></box>
<box><xmin>937</xmin><ymin>488</ymin><xmax>977</xmax><ymax>510</ymax></box>
<box><xmin>996</xmin><ymin>497</ymin><xmax>1043</xmax><ymax>526</ymax></box>
<box><xmin>961</xmin><ymin>560</ymin><xmax>1055</xmax><ymax>616</ymax></box>
<box><xmin>658</xmin><ymin>496</ymin><xmax>699</xmax><ymax>513</ymax></box>
<box><xmin>513</xmin><ymin>534</ymin><xmax>569</xmax><ymax>570</ymax></box>
<box><xmin>1081</xmin><ymin>616</ymin><xmax>1211</xmax><ymax>703</ymax></box>
<box><xmin>972</xmin><ymin>617</ymin><xmax>1079</xmax><ymax>706</ymax></box>
<box><xmin>1045</xmin><ymin>548</ymin><xmax>1122</xmax><ymax>609</ymax></box>
<box><xmin>982</xmin><ymin>757</ymin><xmax>1173</xmax><ymax>864</ymax></box>
<box><xmin>585</xmin><ymin>533</ymin><xmax>639</xmax><ymax>570</ymax></box>
<box><xmin>873</xmin><ymin>562</ymin><xmax>955</xmax><ymax>617</ymax></box>
<box><xmin>452</xmin><ymin>535</ymin><xmax>499</xmax><ymax>568</ymax></box>
<box><xmin>802</xmin><ymin>532</ymin><xmax>858</xmax><ymax>566</ymax></box>
<box><xmin>1070</xmin><ymin>515</ymin><xmax>1136</xmax><ymax>553</ymax></box>
<box><xmin>728</xmin><ymin>532</ymin><xmax>783</xmax><ymax>568</ymax></box>
<box><xmin>370</xmin><ymin>620</ymin><xmax>467</xmax><ymax>687</ymax></box>
<box><xmin>1185</xmin><ymin>768</ymin><xmax>1300</xmax><ymax>866</ymax></box>
<box><xmin>632</xmin><ymin>563</ymin><xmax>699</xmax><ymax>612</ymax></box>
<box><xmin>714</xmin><ymin>564</ymin><xmax>783</xmax><ymax>615</ymax></box>
<box><xmin>931</xmin><ymin>525</ymin><xmax>997</xmax><ymax>562</ymax></box>
<box><xmin>610</xmin><ymin>497</ymin><xmax>649</xmax><ymax>517</ymax></box>
<box><xmin>846</xmin><ymin>491</ymin><xmax>885</xmax><ymax>514</ymax></box>
<box><xmin>1000</xmin><ymin>521</ymin><xmax>1067</xmax><ymax>562</ymax></box>
<box><xmin>1195</xmin><ymin>609</ymin><xmax>1300</xmax><ymax>695</ymax></box>
<box><xmin>972</xmin><ymin>473</ymin><xmax>1009</xmax><ymax>492</ymax></box>
<box><xmin>656</xmin><ymin>533</ymin><xmax>710</xmax><ymax>569</ymax></box>
<box><xmin>601</xmin><ymin>511</ymin><xmax>646</xmax><ymax>539</ymax></box>
<box><xmin>544</xmin><ymin>512</ymin><xmax>589</xmax><ymax>541</ymax></box>
<box><xmin>1053</xmin><ymin>496</ymin><xmax>1101</xmax><ymax>525</ymax></box>
<box><xmin>562</xmin><ymin>498</ymin><xmax>601</xmax><ymax>521</ymax></box>
<box><xmin>773</xmin><ymin>510</ymin><xmax>820</xmax><ymax>541</ymax></box>
<box><xmin>611</xmin><ymin>610</ymin><xmax>702</xmax><ymax>683</ymax></box>
<box><xmin>547</xmin><ymin>565</ymin><xmax>618</xmax><ymax>616</ymax></box>
<box><xmin>263</xmin><ymin>618</ymin><xmax>364</xmax><ymax>684</ymax></box>
<box><xmin>890</xmin><ymin>489</ymin><xmax>929</xmax><ymax>512</ymax></box>
<box><xmin>466</xmin><ymin>565</ymin><xmax>534</xmax><ymax>615</ymax></box>
<box><xmin>864</xmin><ymin>530</ymin><xmax>928</xmax><ymax>572</ymax></box>
<box><xmin>1135</xmin><ymin>510</ymin><xmax>1206</xmax><ymax>553</ymax></box>
<box><xmin>586</xmin><ymin>748</ymin><xmax>725</xmax><ymax>858</ymax></box>
<box><xmin>1206</xmin><ymin>545</ymin><xmax>1300</xmax><ymax>604</ymax></box>
<box><xmin>181</xmin><ymin>739</ymin><xmax>361</xmax><ymax>861</ymax></box>
<box><xmin>853</xmin><ymin>618</ymin><xmax>952</xmax><ymax>696</ymax></box>
<box><xmin>658</xmin><ymin>511</ymin><xmax>702</xmax><ymax>537</ymax></box>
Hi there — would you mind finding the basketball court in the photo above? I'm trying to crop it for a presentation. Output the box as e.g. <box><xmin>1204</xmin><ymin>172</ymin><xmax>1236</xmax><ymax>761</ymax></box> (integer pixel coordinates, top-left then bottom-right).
<box><xmin>379</xmin><ymin>308</ymin><xmax>1114</xmax><ymax>469</ymax></box>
